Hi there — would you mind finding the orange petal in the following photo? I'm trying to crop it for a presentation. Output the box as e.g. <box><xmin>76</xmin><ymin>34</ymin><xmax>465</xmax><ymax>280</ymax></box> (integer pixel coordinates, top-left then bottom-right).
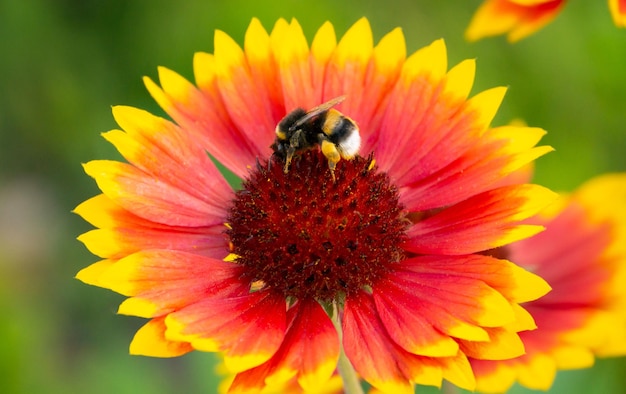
<box><xmin>78</xmin><ymin>223</ymin><xmax>227</xmax><ymax>261</ymax></box>
<box><xmin>375</xmin><ymin>77</ymin><xmax>472</xmax><ymax>182</ymax></box>
<box><xmin>82</xmin><ymin>160</ymin><xmax>226</xmax><ymax>227</ymax></box>
<box><xmin>165</xmin><ymin>290</ymin><xmax>287</xmax><ymax>372</ymax></box>
<box><xmin>323</xmin><ymin>18</ymin><xmax>373</xmax><ymax>112</ymax></box>
<box><xmin>381</xmin><ymin>260</ymin><xmax>517</xmax><ymax>336</ymax></box>
<box><xmin>516</xmin><ymin>353</ymin><xmax>558</xmax><ymax>390</ymax></box>
<box><xmin>143</xmin><ymin>69</ymin><xmax>255</xmax><ymax>178</ymax></box>
<box><xmin>373</xmin><ymin>280</ymin><xmax>461</xmax><ymax>357</ymax></box>
<box><xmin>107</xmin><ymin>105</ymin><xmax>233</xmax><ymax>206</ymax></box>
<box><xmin>466</xmin><ymin>0</ymin><xmax>565</xmax><ymax>43</ymax></box>
<box><xmin>471</xmin><ymin>359</ymin><xmax>517</xmax><ymax>393</ymax></box>
<box><xmin>213</xmin><ymin>28</ymin><xmax>276</xmax><ymax>159</ymax></box>
<box><xmin>398</xmin><ymin>126</ymin><xmax>551</xmax><ymax>211</ymax></box>
<box><xmin>459</xmin><ymin>327</ymin><xmax>525</xmax><ymax>360</ymax></box>
<box><xmin>357</xmin><ymin>27</ymin><xmax>406</xmax><ymax>153</ymax></box>
<box><xmin>467</xmin><ymin>87</ymin><xmax>507</xmax><ymax>134</ymax></box>
<box><xmin>229</xmin><ymin>300</ymin><xmax>339</xmax><ymax>393</ymax></box>
<box><xmin>404</xmin><ymin>184</ymin><xmax>556</xmax><ymax>255</ymax></box>
<box><xmin>98</xmin><ymin>250</ymin><xmax>245</xmax><ymax>315</ymax></box>
<box><xmin>272</xmin><ymin>19</ymin><xmax>315</xmax><ymax>111</ymax></box>
<box><xmin>189</xmin><ymin>52</ymin><xmax>260</xmax><ymax>178</ymax></box>
<box><xmin>244</xmin><ymin>18</ymin><xmax>284</xmax><ymax>122</ymax></box>
<box><xmin>343</xmin><ymin>291</ymin><xmax>431</xmax><ymax>393</ymax></box>
<box><xmin>310</xmin><ymin>21</ymin><xmax>336</xmax><ymax>94</ymax></box>
<box><xmin>75</xmin><ymin>194</ymin><xmax>228</xmax><ymax>260</ymax></box>
<box><xmin>398</xmin><ymin>254</ymin><xmax>550</xmax><ymax>304</ymax></box>
<box><xmin>374</xmin><ymin>73</ymin><xmax>504</xmax><ymax>186</ymax></box>
<box><xmin>344</xmin><ymin>291</ymin><xmax>477</xmax><ymax>391</ymax></box>
<box><xmin>275</xmin><ymin>300</ymin><xmax>339</xmax><ymax>391</ymax></box>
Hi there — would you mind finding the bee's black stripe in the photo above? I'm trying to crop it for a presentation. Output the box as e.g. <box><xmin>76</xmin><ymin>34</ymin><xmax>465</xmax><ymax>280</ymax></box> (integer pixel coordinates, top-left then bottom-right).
<box><xmin>327</xmin><ymin>117</ymin><xmax>355</xmax><ymax>145</ymax></box>
<box><xmin>278</xmin><ymin>108</ymin><xmax>307</xmax><ymax>137</ymax></box>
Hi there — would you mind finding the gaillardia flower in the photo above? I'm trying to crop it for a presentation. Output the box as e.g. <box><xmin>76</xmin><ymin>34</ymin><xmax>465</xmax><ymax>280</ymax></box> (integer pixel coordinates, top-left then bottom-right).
<box><xmin>471</xmin><ymin>173</ymin><xmax>626</xmax><ymax>392</ymax></box>
<box><xmin>466</xmin><ymin>0</ymin><xmax>626</xmax><ymax>42</ymax></box>
<box><xmin>76</xmin><ymin>18</ymin><xmax>555</xmax><ymax>393</ymax></box>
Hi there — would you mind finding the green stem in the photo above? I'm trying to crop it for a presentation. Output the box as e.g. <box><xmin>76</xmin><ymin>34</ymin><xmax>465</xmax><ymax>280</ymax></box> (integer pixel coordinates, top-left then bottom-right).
<box><xmin>332</xmin><ymin>303</ymin><xmax>364</xmax><ymax>394</ymax></box>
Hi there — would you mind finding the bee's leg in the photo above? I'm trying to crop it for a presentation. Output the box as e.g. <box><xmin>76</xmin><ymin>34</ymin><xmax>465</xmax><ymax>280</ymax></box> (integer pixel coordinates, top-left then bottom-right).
<box><xmin>284</xmin><ymin>146</ymin><xmax>295</xmax><ymax>173</ymax></box>
<box><xmin>319</xmin><ymin>135</ymin><xmax>340</xmax><ymax>182</ymax></box>
<box><xmin>284</xmin><ymin>130</ymin><xmax>303</xmax><ymax>173</ymax></box>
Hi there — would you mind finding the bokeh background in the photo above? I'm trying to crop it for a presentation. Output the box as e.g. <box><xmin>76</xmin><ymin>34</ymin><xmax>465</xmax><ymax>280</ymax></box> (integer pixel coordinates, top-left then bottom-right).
<box><xmin>1</xmin><ymin>1</ymin><xmax>625</xmax><ymax>393</ymax></box>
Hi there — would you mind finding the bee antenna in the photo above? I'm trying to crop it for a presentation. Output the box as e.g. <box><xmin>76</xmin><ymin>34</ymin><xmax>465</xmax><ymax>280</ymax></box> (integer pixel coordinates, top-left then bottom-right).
<box><xmin>267</xmin><ymin>151</ymin><xmax>277</xmax><ymax>172</ymax></box>
<box><xmin>255</xmin><ymin>157</ymin><xmax>264</xmax><ymax>173</ymax></box>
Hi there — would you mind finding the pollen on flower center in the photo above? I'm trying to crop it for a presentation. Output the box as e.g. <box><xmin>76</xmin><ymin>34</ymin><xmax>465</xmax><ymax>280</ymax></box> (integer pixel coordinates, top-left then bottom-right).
<box><xmin>226</xmin><ymin>150</ymin><xmax>408</xmax><ymax>302</ymax></box>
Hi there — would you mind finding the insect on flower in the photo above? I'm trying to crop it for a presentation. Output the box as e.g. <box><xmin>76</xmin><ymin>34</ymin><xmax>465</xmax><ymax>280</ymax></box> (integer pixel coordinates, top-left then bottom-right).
<box><xmin>270</xmin><ymin>95</ymin><xmax>361</xmax><ymax>181</ymax></box>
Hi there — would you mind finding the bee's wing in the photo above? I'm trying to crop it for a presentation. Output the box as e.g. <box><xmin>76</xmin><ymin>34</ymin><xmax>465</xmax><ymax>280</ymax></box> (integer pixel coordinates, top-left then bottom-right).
<box><xmin>289</xmin><ymin>95</ymin><xmax>346</xmax><ymax>131</ymax></box>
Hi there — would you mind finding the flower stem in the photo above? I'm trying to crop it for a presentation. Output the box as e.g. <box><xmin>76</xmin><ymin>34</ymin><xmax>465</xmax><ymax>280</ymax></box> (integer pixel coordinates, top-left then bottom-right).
<box><xmin>332</xmin><ymin>303</ymin><xmax>364</xmax><ymax>394</ymax></box>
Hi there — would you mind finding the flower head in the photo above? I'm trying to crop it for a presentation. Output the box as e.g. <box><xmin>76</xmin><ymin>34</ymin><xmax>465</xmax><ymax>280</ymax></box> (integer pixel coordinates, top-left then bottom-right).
<box><xmin>76</xmin><ymin>18</ymin><xmax>555</xmax><ymax>393</ymax></box>
<box><xmin>466</xmin><ymin>0</ymin><xmax>625</xmax><ymax>42</ymax></box>
<box><xmin>471</xmin><ymin>173</ymin><xmax>626</xmax><ymax>392</ymax></box>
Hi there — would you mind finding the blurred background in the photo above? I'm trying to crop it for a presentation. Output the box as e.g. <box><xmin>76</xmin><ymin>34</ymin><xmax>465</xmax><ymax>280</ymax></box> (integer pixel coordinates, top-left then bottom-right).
<box><xmin>0</xmin><ymin>0</ymin><xmax>624</xmax><ymax>393</ymax></box>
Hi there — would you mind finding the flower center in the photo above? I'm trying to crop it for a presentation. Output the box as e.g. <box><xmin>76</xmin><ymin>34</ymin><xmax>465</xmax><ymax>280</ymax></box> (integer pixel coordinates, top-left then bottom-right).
<box><xmin>226</xmin><ymin>150</ymin><xmax>408</xmax><ymax>302</ymax></box>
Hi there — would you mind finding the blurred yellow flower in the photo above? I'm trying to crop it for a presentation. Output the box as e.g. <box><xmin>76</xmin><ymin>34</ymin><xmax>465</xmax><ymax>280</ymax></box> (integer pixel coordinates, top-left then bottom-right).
<box><xmin>466</xmin><ymin>0</ymin><xmax>625</xmax><ymax>42</ymax></box>
<box><xmin>470</xmin><ymin>173</ymin><xmax>626</xmax><ymax>392</ymax></box>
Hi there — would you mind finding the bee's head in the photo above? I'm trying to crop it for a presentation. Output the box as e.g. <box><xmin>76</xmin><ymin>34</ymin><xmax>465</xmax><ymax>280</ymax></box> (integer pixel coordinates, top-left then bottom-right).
<box><xmin>270</xmin><ymin>138</ymin><xmax>287</xmax><ymax>159</ymax></box>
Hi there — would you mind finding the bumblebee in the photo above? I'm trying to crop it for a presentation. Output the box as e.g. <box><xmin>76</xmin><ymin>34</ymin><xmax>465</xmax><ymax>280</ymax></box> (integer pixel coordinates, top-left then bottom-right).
<box><xmin>270</xmin><ymin>96</ymin><xmax>361</xmax><ymax>181</ymax></box>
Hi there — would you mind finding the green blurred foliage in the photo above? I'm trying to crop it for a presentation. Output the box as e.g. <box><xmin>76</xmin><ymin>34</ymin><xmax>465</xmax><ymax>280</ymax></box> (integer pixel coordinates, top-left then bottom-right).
<box><xmin>0</xmin><ymin>0</ymin><xmax>624</xmax><ymax>393</ymax></box>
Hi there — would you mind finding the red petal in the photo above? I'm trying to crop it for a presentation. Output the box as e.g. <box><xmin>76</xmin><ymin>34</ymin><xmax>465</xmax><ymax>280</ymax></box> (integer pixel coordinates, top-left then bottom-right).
<box><xmin>396</xmin><ymin>254</ymin><xmax>550</xmax><ymax>304</ymax></box>
<box><xmin>398</xmin><ymin>126</ymin><xmax>551</xmax><ymax>211</ymax></box>
<box><xmin>353</xmin><ymin>27</ymin><xmax>406</xmax><ymax>154</ymax></box>
<box><xmin>213</xmin><ymin>30</ymin><xmax>278</xmax><ymax>159</ymax></box>
<box><xmin>374</xmin><ymin>78</ymin><xmax>479</xmax><ymax>186</ymax></box>
<box><xmin>323</xmin><ymin>18</ymin><xmax>373</xmax><ymax>117</ymax></box>
<box><xmin>107</xmin><ymin>105</ymin><xmax>234</xmax><ymax>207</ymax></box>
<box><xmin>244</xmin><ymin>18</ymin><xmax>286</xmax><ymax>122</ymax></box>
<box><xmin>373</xmin><ymin>278</ymin><xmax>460</xmax><ymax>357</ymax></box>
<box><xmin>270</xmin><ymin>20</ymin><xmax>317</xmax><ymax>112</ymax></box>
<box><xmin>75</xmin><ymin>195</ymin><xmax>229</xmax><ymax>260</ymax></box>
<box><xmin>79</xmin><ymin>224</ymin><xmax>227</xmax><ymax>260</ymax></box>
<box><xmin>378</xmin><ymin>263</ymin><xmax>514</xmax><ymax>340</ymax></box>
<box><xmin>343</xmin><ymin>291</ymin><xmax>423</xmax><ymax>394</ymax></box>
<box><xmin>83</xmin><ymin>160</ymin><xmax>227</xmax><ymax>227</ymax></box>
<box><xmin>404</xmin><ymin>184</ymin><xmax>554</xmax><ymax>255</ymax></box>
<box><xmin>344</xmin><ymin>291</ymin><xmax>475</xmax><ymax>392</ymax></box>
<box><xmin>146</xmin><ymin>65</ymin><xmax>257</xmax><ymax>178</ymax></box>
<box><xmin>100</xmin><ymin>250</ymin><xmax>245</xmax><ymax>317</ymax></box>
<box><xmin>166</xmin><ymin>290</ymin><xmax>287</xmax><ymax>372</ymax></box>
<box><xmin>229</xmin><ymin>299</ymin><xmax>339</xmax><ymax>392</ymax></box>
